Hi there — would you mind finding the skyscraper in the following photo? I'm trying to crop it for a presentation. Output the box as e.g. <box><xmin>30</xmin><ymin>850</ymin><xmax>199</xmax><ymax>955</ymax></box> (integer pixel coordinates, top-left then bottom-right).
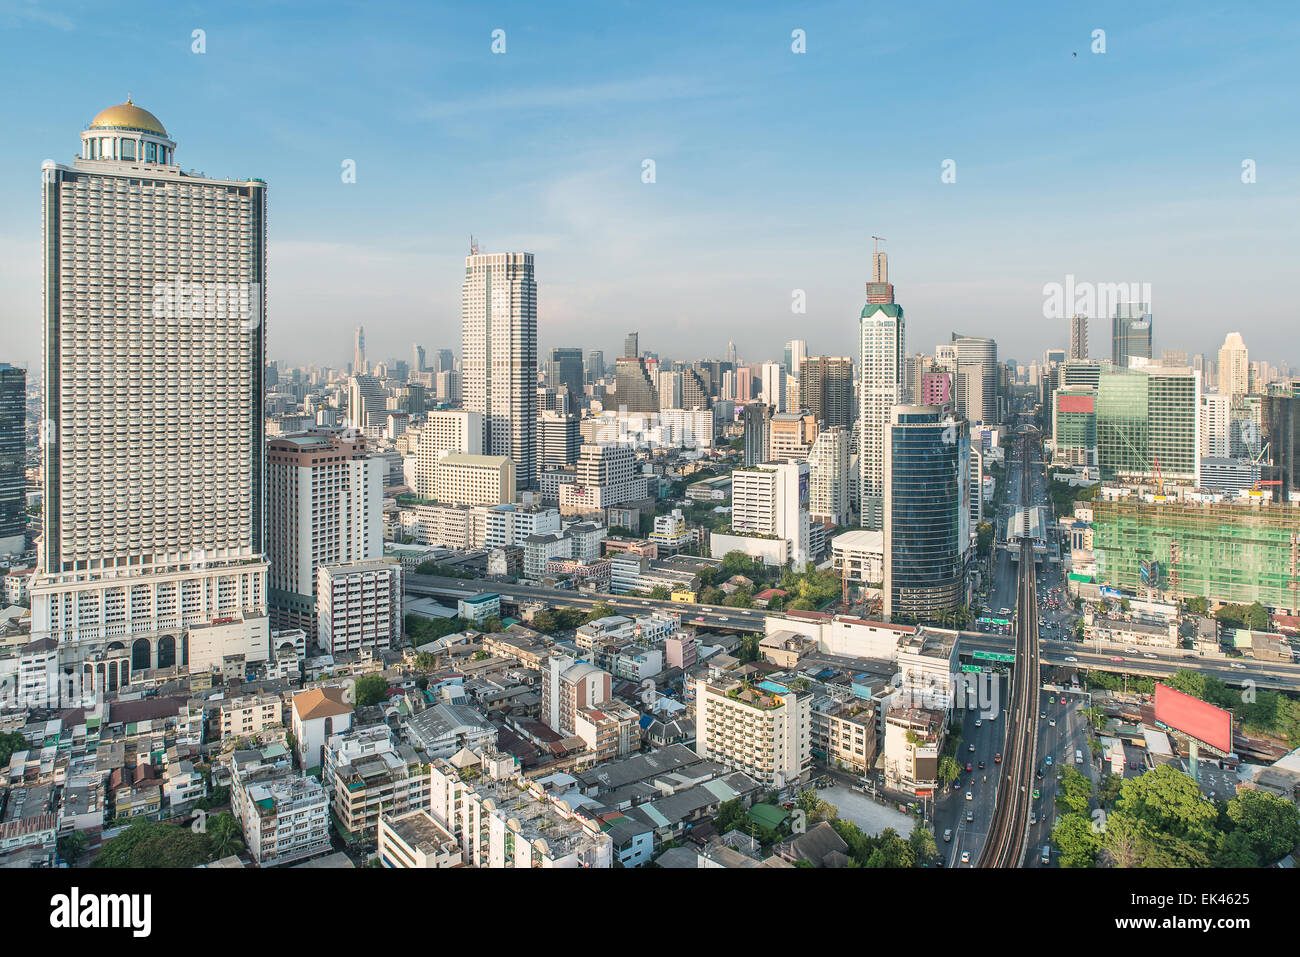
<box><xmin>547</xmin><ymin>347</ymin><xmax>585</xmax><ymax>400</ymax></box>
<box><xmin>783</xmin><ymin>339</ymin><xmax>808</xmax><ymax>378</ymax></box>
<box><xmin>615</xmin><ymin>357</ymin><xmax>660</xmax><ymax>413</ymax></box>
<box><xmin>624</xmin><ymin>332</ymin><xmax>639</xmax><ymax>359</ymax></box>
<box><xmin>267</xmin><ymin>430</ymin><xmax>384</xmax><ymax>637</ymax></box>
<box><xmin>434</xmin><ymin>349</ymin><xmax>455</xmax><ymax>374</ymax></box>
<box><xmin>743</xmin><ymin>403</ymin><xmax>772</xmax><ymax>467</ymax></box>
<box><xmin>808</xmin><ymin>426</ymin><xmax>852</xmax><ymax>526</ymax></box>
<box><xmin>461</xmin><ymin>250</ymin><xmax>538</xmax><ymax>490</ymax></box>
<box><xmin>760</xmin><ymin>362</ymin><xmax>787</xmax><ymax>413</ymax></box>
<box><xmin>412</xmin><ymin>344</ymin><xmax>426</xmax><ymax>374</ymax></box>
<box><xmin>354</xmin><ymin>325</ymin><xmax>367</xmax><ymax>376</ymax></box>
<box><xmin>950</xmin><ymin>333</ymin><xmax>999</xmax><ymax>425</ymax></box>
<box><xmin>1112</xmin><ymin>302</ymin><xmax>1153</xmax><ymax>369</ymax></box>
<box><xmin>586</xmin><ymin>350</ymin><xmax>605</xmax><ymax>384</ymax></box>
<box><xmin>883</xmin><ymin>406</ymin><xmax>968</xmax><ymax>621</ymax></box>
<box><xmin>799</xmin><ymin>356</ymin><xmax>854</xmax><ymax>429</ymax></box>
<box><xmin>859</xmin><ymin>254</ymin><xmax>905</xmax><ymax>530</ymax></box>
<box><xmin>1069</xmin><ymin>315</ymin><xmax>1089</xmax><ymax>361</ymax></box>
<box><xmin>33</xmin><ymin>99</ymin><xmax>270</xmax><ymax>675</ymax></box>
<box><xmin>0</xmin><ymin>364</ymin><xmax>24</xmax><ymax>557</ymax></box>
<box><xmin>1217</xmin><ymin>332</ymin><xmax>1250</xmax><ymax>402</ymax></box>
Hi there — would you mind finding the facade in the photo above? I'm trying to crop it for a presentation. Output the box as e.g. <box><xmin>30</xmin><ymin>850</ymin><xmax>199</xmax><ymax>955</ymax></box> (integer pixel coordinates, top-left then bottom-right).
<box><xmin>268</xmin><ymin>430</ymin><xmax>384</xmax><ymax>637</ymax></box>
<box><xmin>1093</xmin><ymin>498</ymin><xmax>1300</xmax><ymax>613</ymax></box>
<box><xmin>461</xmin><ymin>250</ymin><xmax>538</xmax><ymax>489</ymax></box>
<box><xmin>768</xmin><ymin>412</ymin><xmax>819</xmax><ymax>462</ymax></box>
<box><xmin>831</xmin><ymin>529</ymin><xmax>885</xmax><ymax>585</ymax></box>
<box><xmin>322</xmin><ymin>724</ymin><xmax>428</xmax><ymax>838</ymax></box>
<box><xmin>883</xmin><ymin>406</ymin><xmax>967</xmax><ymax>621</ymax></box>
<box><xmin>291</xmin><ymin>687</ymin><xmax>355</xmax><ymax>770</ymax></box>
<box><xmin>799</xmin><ymin>356</ymin><xmax>854</xmax><ymax>429</ymax></box>
<box><xmin>542</xmin><ymin>655</ymin><xmax>612</xmax><ymax>736</ymax></box>
<box><xmin>559</xmin><ymin>443</ymin><xmax>646</xmax><ymax>516</ymax></box>
<box><xmin>1069</xmin><ymin>314</ymin><xmax>1089</xmax><ymax>361</ymax></box>
<box><xmin>1096</xmin><ymin>366</ymin><xmax>1200</xmax><ymax>482</ymax></box>
<box><xmin>434</xmin><ymin>454</ymin><xmax>516</xmax><ymax>507</ymax></box>
<box><xmin>547</xmin><ymin>347</ymin><xmax>585</xmax><ymax>399</ymax></box>
<box><xmin>0</xmin><ymin>364</ymin><xmax>24</xmax><ymax>557</ymax></box>
<box><xmin>231</xmin><ymin>751</ymin><xmax>331</xmax><ymax>867</ymax></box>
<box><xmin>538</xmin><ymin>410</ymin><xmax>581</xmax><ymax>469</ymax></box>
<box><xmin>220</xmin><ymin>693</ymin><xmax>284</xmax><ymax>740</ymax></box>
<box><xmin>721</xmin><ymin>460</ymin><xmax>811</xmax><ymax>568</ymax></box>
<box><xmin>695</xmin><ymin>676</ymin><xmax>812</xmax><ymax>787</ymax></box>
<box><xmin>760</xmin><ymin>362</ymin><xmax>787</xmax><ymax>413</ymax></box>
<box><xmin>1112</xmin><ymin>302</ymin><xmax>1153</xmax><ymax>369</ymax></box>
<box><xmin>808</xmin><ymin>426</ymin><xmax>852</xmax><ymax>526</ymax></box>
<box><xmin>1052</xmin><ymin>389</ymin><xmax>1098</xmax><ymax>467</ymax></box>
<box><xmin>614</xmin><ymin>357</ymin><xmax>660</xmax><ymax>413</ymax></box>
<box><xmin>32</xmin><ymin>100</ymin><xmax>270</xmax><ymax>675</ymax></box>
<box><xmin>410</xmin><ymin>411</ymin><xmax>484</xmax><ymax>497</ymax></box>
<box><xmin>1217</xmin><ymin>333</ymin><xmax>1250</xmax><ymax>402</ymax></box>
<box><xmin>316</xmin><ymin>560</ymin><xmax>403</xmax><ymax>655</ymax></box>
<box><xmin>743</xmin><ymin>403</ymin><xmax>773</xmax><ymax>467</ymax></box>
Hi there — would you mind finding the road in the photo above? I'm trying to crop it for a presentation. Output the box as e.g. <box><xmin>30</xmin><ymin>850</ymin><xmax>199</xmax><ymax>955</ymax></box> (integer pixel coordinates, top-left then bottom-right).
<box><xmin>979</xmin><ymin>424</ymin><xmax>1041</xmax><ymax>868</ymax></box>
<box><xmin>1024</xmin><ymin>684</ymin><xmax>1097</xmax><ymax>865</ymax></box>
<box><xmin>406</xmin><ymin>574</ymin><xmax>767</xmax><ymax>631</ymax></box>
<box><xmin>934</xmin><ymin>680</ymin><xmax>1006</xmax><ymax>867</ymax></box>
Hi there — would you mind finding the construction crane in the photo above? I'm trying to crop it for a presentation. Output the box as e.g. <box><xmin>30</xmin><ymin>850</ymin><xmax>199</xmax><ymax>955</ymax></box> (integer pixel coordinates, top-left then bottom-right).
<box><xmin>871</xmin><ymin>235</ymin><xmax>887</xmax><ymax>254</ymax></box>
<box><xmin>1153</xmin><ymin>456</ymin><xmax>1167</xmax><ymax>500</ymax></box>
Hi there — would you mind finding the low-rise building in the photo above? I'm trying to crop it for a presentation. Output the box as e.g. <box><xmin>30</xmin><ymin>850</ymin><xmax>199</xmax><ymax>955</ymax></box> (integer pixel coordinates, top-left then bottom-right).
<box><xmin>378</xmin><ymin>809</ymin><xmax>464</xmax><ymax>868</ymax></box>
<box><xmin>695</xmin><ymin>676</ymin><xmax>811</xmax><ymax>787</ymax></box>
<box><xmin>322</xmin><ymin>725</ymin><xmax>429</xmax><ymax>838</ymax></box>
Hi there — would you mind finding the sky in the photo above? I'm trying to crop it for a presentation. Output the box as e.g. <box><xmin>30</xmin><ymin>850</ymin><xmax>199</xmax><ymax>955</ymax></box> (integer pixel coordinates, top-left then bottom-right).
<box><xmin>1</xmin><ymin>0</ymin><xmax>1298</xmax><ymax>373</ymax></box>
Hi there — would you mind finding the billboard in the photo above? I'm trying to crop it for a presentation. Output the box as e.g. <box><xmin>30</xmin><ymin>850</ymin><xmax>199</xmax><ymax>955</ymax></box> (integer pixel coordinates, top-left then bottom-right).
<box><xmin>1153</xmin><ymin>683</ymin><xmax>1233</xmax><ymax>755</ymax></box>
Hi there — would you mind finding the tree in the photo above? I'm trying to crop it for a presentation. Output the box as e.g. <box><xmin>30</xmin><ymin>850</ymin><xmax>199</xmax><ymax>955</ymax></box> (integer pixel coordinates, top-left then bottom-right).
<box><xmin>58</xmin><ymin>831</ymin><xmax>89</xmax><ymax>866</ymax></box>
<box><xmin>481</xmin><ymin>615</ymin><xmax>504</xmax><ymax>633</ymax></box>
<box><xmin>907</xmin><ymin>825</ymin><xmax>938</xmax><ymax>865</ymax></box>
<box><xmin>0</xmin><ymin>731</ymin><xmax>29</xmax><ymax>767</ymax></box>
<box><xmin>207</xmin><ymin>812</ymin><xmax>245</xmax><ymax>859</ymax></box>
<box><xmin>92</xmin><ymin>820</ymin><xmax>213</xmax><ymax>868</ymax></box>
<box><xmin>1113</xmin><ymin>764</ymin><xmax>1221</xmax><ymax>857</ymax></box>
<box><xmin>1185</xmin><ymin>596</ymin><xmax>1209</xmax><ymax>616</ymax></box>
<box><xmin>1223</xmin><ymin>788</ymin><xmax>1300</xmax><ymax>865</ymax></box>
<box><xmin>1051</xmin><ymin>813</ymin><xmax>1101</xmax><ymax>868</ymax></box>
<box><xmin>1055</xmin><ymin>767</ymin><xmax>1093</xmax><ymax>815</ymax></box>
<box><xmin>938</xmin><ymin>756</ymin><xmax>962</xmax><ymax>789</ymax></box>
<box><xmin>715</xmin><ymin>798</ymin><xmax>747</xmax><ymax>835</ymax></box>
<box><xmin>976</xmin><ymin>522</ymin><xmax>994</xmax><ymax>558</ymax></box>
<box><xmin>649</xmin><ymin>585</ymin><xmax>671</xmax><ymax>600</ymax></box>
<box><xmin>586</xmin><ymin>602</ymin><xmax>617</xmax><ymax>623</ymax></box>
<box><xmin>353</xmin><ymin>674</ymin><xmax>390</xmax><ymax>708</ymax></box>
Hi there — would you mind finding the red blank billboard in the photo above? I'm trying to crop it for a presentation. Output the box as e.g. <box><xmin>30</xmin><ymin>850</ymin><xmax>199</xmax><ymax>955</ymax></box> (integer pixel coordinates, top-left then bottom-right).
<box><xmin>1057</xmin><ymin>394</ymin><xmax>1095</xmax><ymax>414</ymax></box>
<box><xmin>1154</xmin><ymin>683</ymin><xmax>1233</xmax><ymax>754</ymax></box>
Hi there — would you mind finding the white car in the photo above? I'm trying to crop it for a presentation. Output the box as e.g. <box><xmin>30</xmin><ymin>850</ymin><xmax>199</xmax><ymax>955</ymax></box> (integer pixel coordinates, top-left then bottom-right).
<box><xmin>965</xmin><ymin>791</ymin><xmax>973</xmax><ymax>801</ymax></box>
<box><xmin>975</xmin><ymin>720</ymin><xmax>983</xmax><ymax>728</ymax></box>
<box><xmin>1143</xmin><ymin>653</ymin><xmax>1157</xmax><ymax>659</ymax></box>
<box><xmin>1064</xmin><ymin>656</ymin><xmax>1078</xmax><ymax>663</ymax></box>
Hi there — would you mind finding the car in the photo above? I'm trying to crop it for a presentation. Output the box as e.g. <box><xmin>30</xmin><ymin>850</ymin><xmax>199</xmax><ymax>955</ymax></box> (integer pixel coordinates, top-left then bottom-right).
<box><xmin>1124</xmin><ymin>647</ymin><xmax>1139</xmax><ymax>654</ymax></box>
<box><xmin>1029</xmin><ymin>811</ymin><xmax>1037</xmax><ymax>825</ymax></box>
<box><xmin>1109</xmin><ymin>656</ymin><xmax>1124</xmax><ymax>663</ymax></box>
<box><xmin>1036</xmin><ymin>768</ymin><xmax>1043</xmax><ymax>779</ymax></box>
<box><xmin>1183</xmin><ymin>654</ymin><xmax>1198</xmax><ymax>660</ymax></box>
<box><xmin>1032</xmin><ymin>788</ymin><xmax>1040</xmax><ymax>799</ymax></box>
<box><xmin>968</xmin><ymin>744</ymin><xmax>976</xmax><ymax>752</ymax></box>
<box><xmin>1144</xmin><ymin>653</ymin><xmax>1158</xmax><ymax>659</ymax></box>
<box><xmin>1048</xmin><ymin>718</ymin><xmax>1056</xmax><ymax>727</ymax></box>
<box><xmin>1049</xmin><ymin>696</ymin><xmax>1055</xmax><ymax>703</ymax></box>
<box><xmin>1040</xmin><ymin>712</ymin><xmax>1047</xmax><ymax>719</ymax></box>
<box><xmin>965</xmin><ymin>791</ymin><xmax>973</xmax><ymax>801</ymax></box>
<box><xmin>1064</xmin><ymin>656</ymin><xmax>1078</xmax><ymax>663</ymax></box>
<box><xmin>1230</xmin><ymin>662</ymin><xmax>1246</xmax><ymax>670</ymax></box>
<box><xmin>994</xmin><ymin>752</ymin><xmax>1001</xmax><ymax>763</ymax></box>
<box><xmin>1045</xmin><ymin>755</ymin><xmax>1053</xmax><ymax>765</ymax></box>
<box><xmin>960</xmin><ymin>851</ymin><xmax>971</xmax><ymax>865</ymax></box>
<box><xmin>975</xmin><ymin>719</ymin><xmax>983</xmax><ymax>728</ymax></box>
<box><xmin>943</xmin><ymin>828</ymin><xmax>953</xmax><ymax>843</ymax></box>
<box><xmin>966</xmin><ymin>810</ymin><xmax>974</xmax><ymax>822</ymax></box>
<box><xmin>965</xmin><ymin>762</ymin><xmax>973</xmax><ymax>772</ymax></box>
<box><xmin>978</xmin><ymin>761</ymin><xmax>985</xmax><ymax>770</ymax></box>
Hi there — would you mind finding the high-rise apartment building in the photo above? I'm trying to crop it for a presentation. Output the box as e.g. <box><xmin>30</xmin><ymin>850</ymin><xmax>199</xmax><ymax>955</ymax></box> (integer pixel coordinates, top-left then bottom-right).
<box><xmin>409</xmin><ymin>410</ymin><xmax>484</xmax><ymax>497</ymax></box>
<box><xmin>859</xmin><ymin>255</ymin><xmax>905</xmax><ymax>531</ymax></box>
<box><xmin>0</xmin><ymin>364</ymin><xmax>24</xmax><ymax>557</ymax></box>
<box><xmin>267</xmin><ymin>430</ymin><xmax>384</xmax><ymax>636</ymax></box>
<box><xmin>696</xmin><ymin>675</ymin><xmax>812</xmax><ymax>787</ymax></box>
<box><xmin>538</xmin><ymin>410</ymin><xmax>581</xmax><ymax>469</ymax></box>
<box><xmin>1217</xmin><ymin>332</ymin><xmax>1250</xmax><ymax>403</ymax></box>
<box><xmin>1199</xmin><ymin>392</ymin><xmax>1231</xmax><ymax>461</ymax></box>
<box><xmin>412</xmin><ymin>344</ymin><xmax>426</xmax><ymax>374</ymax></box>
<box><xmin>316</xmin><ymin>559</ymin><xmax>403</xmax><ymax>655</ymax></box>
<box><xmin>1069</xmin><ymin>315</ymin><xmax>1089</xmax><ymax>361</ymax></box>
<box><xmin>461</xmin><ymin>250</ymin><xmax>538</xmax><ymax>489</ymax></box>
<box><xmin>808</xmin><ymin>427</ymin><xmax>852</xmax><ymax>526</ymax></box>
<box><xmin>743</xmin><ymin>403</ymin><xmax>773</xmax><ymax>467</ymax></box>
<box><xmin>800</xmin><ymin>356</ymin><xmax>854</xmax><ymax>429</ymax></box>
<box><xmin>32</xmin><ymin>100</ymin><xmax>270</xmax><ymax>674</ymax></box>
<box><xmin>1112</xmin><ymin>302</ymin><xmax>1153</xmax><ymax>369</ymax></box>
<box><xmin>883</xmin><ymin>406</ymin><xmax>968</xmax><ymax>621</ymax></box>
<box><xmin>768</xmin><ymin>412</ymin><xmax>819</xmax><ymax>461</ymax></box>
<box><xmin>348</xmin><ymin>374</ymin><xmax>388</xmax><ymax>430</ymax></box>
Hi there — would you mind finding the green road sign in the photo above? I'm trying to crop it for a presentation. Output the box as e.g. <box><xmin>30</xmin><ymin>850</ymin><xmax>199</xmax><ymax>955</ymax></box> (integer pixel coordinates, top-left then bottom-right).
<box><xmin>961</xmin><ymin>664</ymin><xmax>983</xmax><ymax>673</ymax></box>
<box><xmin>973</xmin><ymin>651</ymin><xmax>1015</xmax><ymax>663</ymax></box>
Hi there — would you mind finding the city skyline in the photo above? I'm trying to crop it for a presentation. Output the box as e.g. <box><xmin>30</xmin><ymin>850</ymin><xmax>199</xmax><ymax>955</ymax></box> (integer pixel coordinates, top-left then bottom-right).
<box><xmin>1</xmin><ymin>3</ymin><xmax>1298</xmax><ymax>369</ymax></box>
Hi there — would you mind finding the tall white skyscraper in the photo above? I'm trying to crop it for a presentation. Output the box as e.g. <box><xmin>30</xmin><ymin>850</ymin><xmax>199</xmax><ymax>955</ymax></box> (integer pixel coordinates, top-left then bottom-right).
<box><xmin>784</xmin><ymin>339</ymin><xmax>808</xmax><ymax>378</ymax></box>
<box><xmin>33</xmin><ymin>99</ymin><xmax>270</xmax><ymax>680</ymax></box>
<box><xmin>858</xmin><ymin>256</ymin><xmax>905</xmax><ymax>530</ymax></box>
<box><xmin>1217</xmin><ymin>332</ymin><xmax>1250</xmax><ymax>402</ymax></box>
<box><xmin>761</xmin><ymin>362</ymin><xmax>787</xmax><ymax>413</ymax></box>
<box><xmin>461</xmin><ymin>250</ymin><xmax>538</xmax><ymax>490</ymax></box>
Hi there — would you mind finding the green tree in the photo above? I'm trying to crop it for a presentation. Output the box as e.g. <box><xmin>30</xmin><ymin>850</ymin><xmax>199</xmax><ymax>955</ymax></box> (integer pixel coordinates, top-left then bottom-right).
<box><xmin>1052</xmin><ymin>813</ymin><xmax>1101</xmax><ymax>868</ymax></box>
<box><xmin>1223</xmin><ymin>788</ymin><xmax>1300</xmax><ymax>865</ymax></box>
<box><xmin>353</xmin><ymin>674</ymin><xmax>390</xmax><ymax>707</ymax></box>
<box><xmin>976</xmin><ymin>522</ymin><xmax>994</xmax><ymax>558</ymax></box>
<box><xmin>0</xmin><ymin>731</ymin><xmax>29</xmax><ymax>767</ymax></box>
<box><xmin>907</xmin><ymin>825</ymin><xmax>938</xmax><ymax>866</ymax></box>
<box><xmin>938</xmin><ymin>756</ymin><xmax>962</xmax><ymax>789</ymax></box>
<box><xmin>481</xmin><ymin>615</ymin><xmax>504</xmax><ymax>633</ymax></box>
<box><xmin>207</xmin><ymin>812</ymin><xmax>245</xmax><ymax>859</ymax></box>
<box><xmin>92</xmin><ymin>820</ymin><xmax>214</xmax><ymax>868</ymax></box>
<box><xmin>715</xmin><ymin>798</ymin><xmax>747</xmax><ymax>834</ymax></box>
<box><xmin>585</xmin><ymin>602</ymin><xmax>617</xmax><ymax>623</ymax></box>
<box><xmin>649</xmin><ymin>585</ymin><xmax>671</xmax><ymax>600</ymax></box>
<box><xmin>1056</xmin><ymin>767</ymin><xmax>1093</xmax><ymax>815</ymax></box>
<box><xmin>58</xmin><ymin>831</ymin><xmax>89</xmax><ymax>865</ymax></box>
<box><xmin>1114</xmin><ymin>764</ymin><xmax>1221</xmax><ymax>856</ymax></box>
<box><xmin>1185</xmin><ymin>596</ymin><xmax>1209</xmax><ymax>616</ymax></box>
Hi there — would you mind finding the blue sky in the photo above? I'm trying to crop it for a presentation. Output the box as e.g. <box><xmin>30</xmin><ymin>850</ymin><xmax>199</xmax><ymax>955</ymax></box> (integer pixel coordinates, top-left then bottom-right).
<box><xmin>1</xmin><ymin>0</ymin><xmax>1297</xmax><ymax>372</ymax></box>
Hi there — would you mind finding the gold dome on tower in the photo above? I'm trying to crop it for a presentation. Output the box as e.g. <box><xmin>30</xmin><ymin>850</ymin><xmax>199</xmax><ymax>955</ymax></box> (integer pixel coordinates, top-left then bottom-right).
<box><xmin>89</xmin><ymin>97</ymin><xmax>167</xmax><ymax>137</ymax></box>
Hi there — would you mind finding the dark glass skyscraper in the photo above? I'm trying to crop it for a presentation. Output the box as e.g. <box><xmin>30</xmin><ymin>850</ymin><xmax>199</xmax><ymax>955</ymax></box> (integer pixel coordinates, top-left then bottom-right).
<box><xmin>883</xmin><ymin>406</ymin><xmax>968</xmax><ymax>621</ymax></box>
<box><xmin>1112</xmin><ymin>302</ymin><xmax>1152</xmax><ymax>369</ymax></box>
<box><xmin>547</xmin><ymin>347</ymin><xmax>585</xmax><ymax>400</ymax></box>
